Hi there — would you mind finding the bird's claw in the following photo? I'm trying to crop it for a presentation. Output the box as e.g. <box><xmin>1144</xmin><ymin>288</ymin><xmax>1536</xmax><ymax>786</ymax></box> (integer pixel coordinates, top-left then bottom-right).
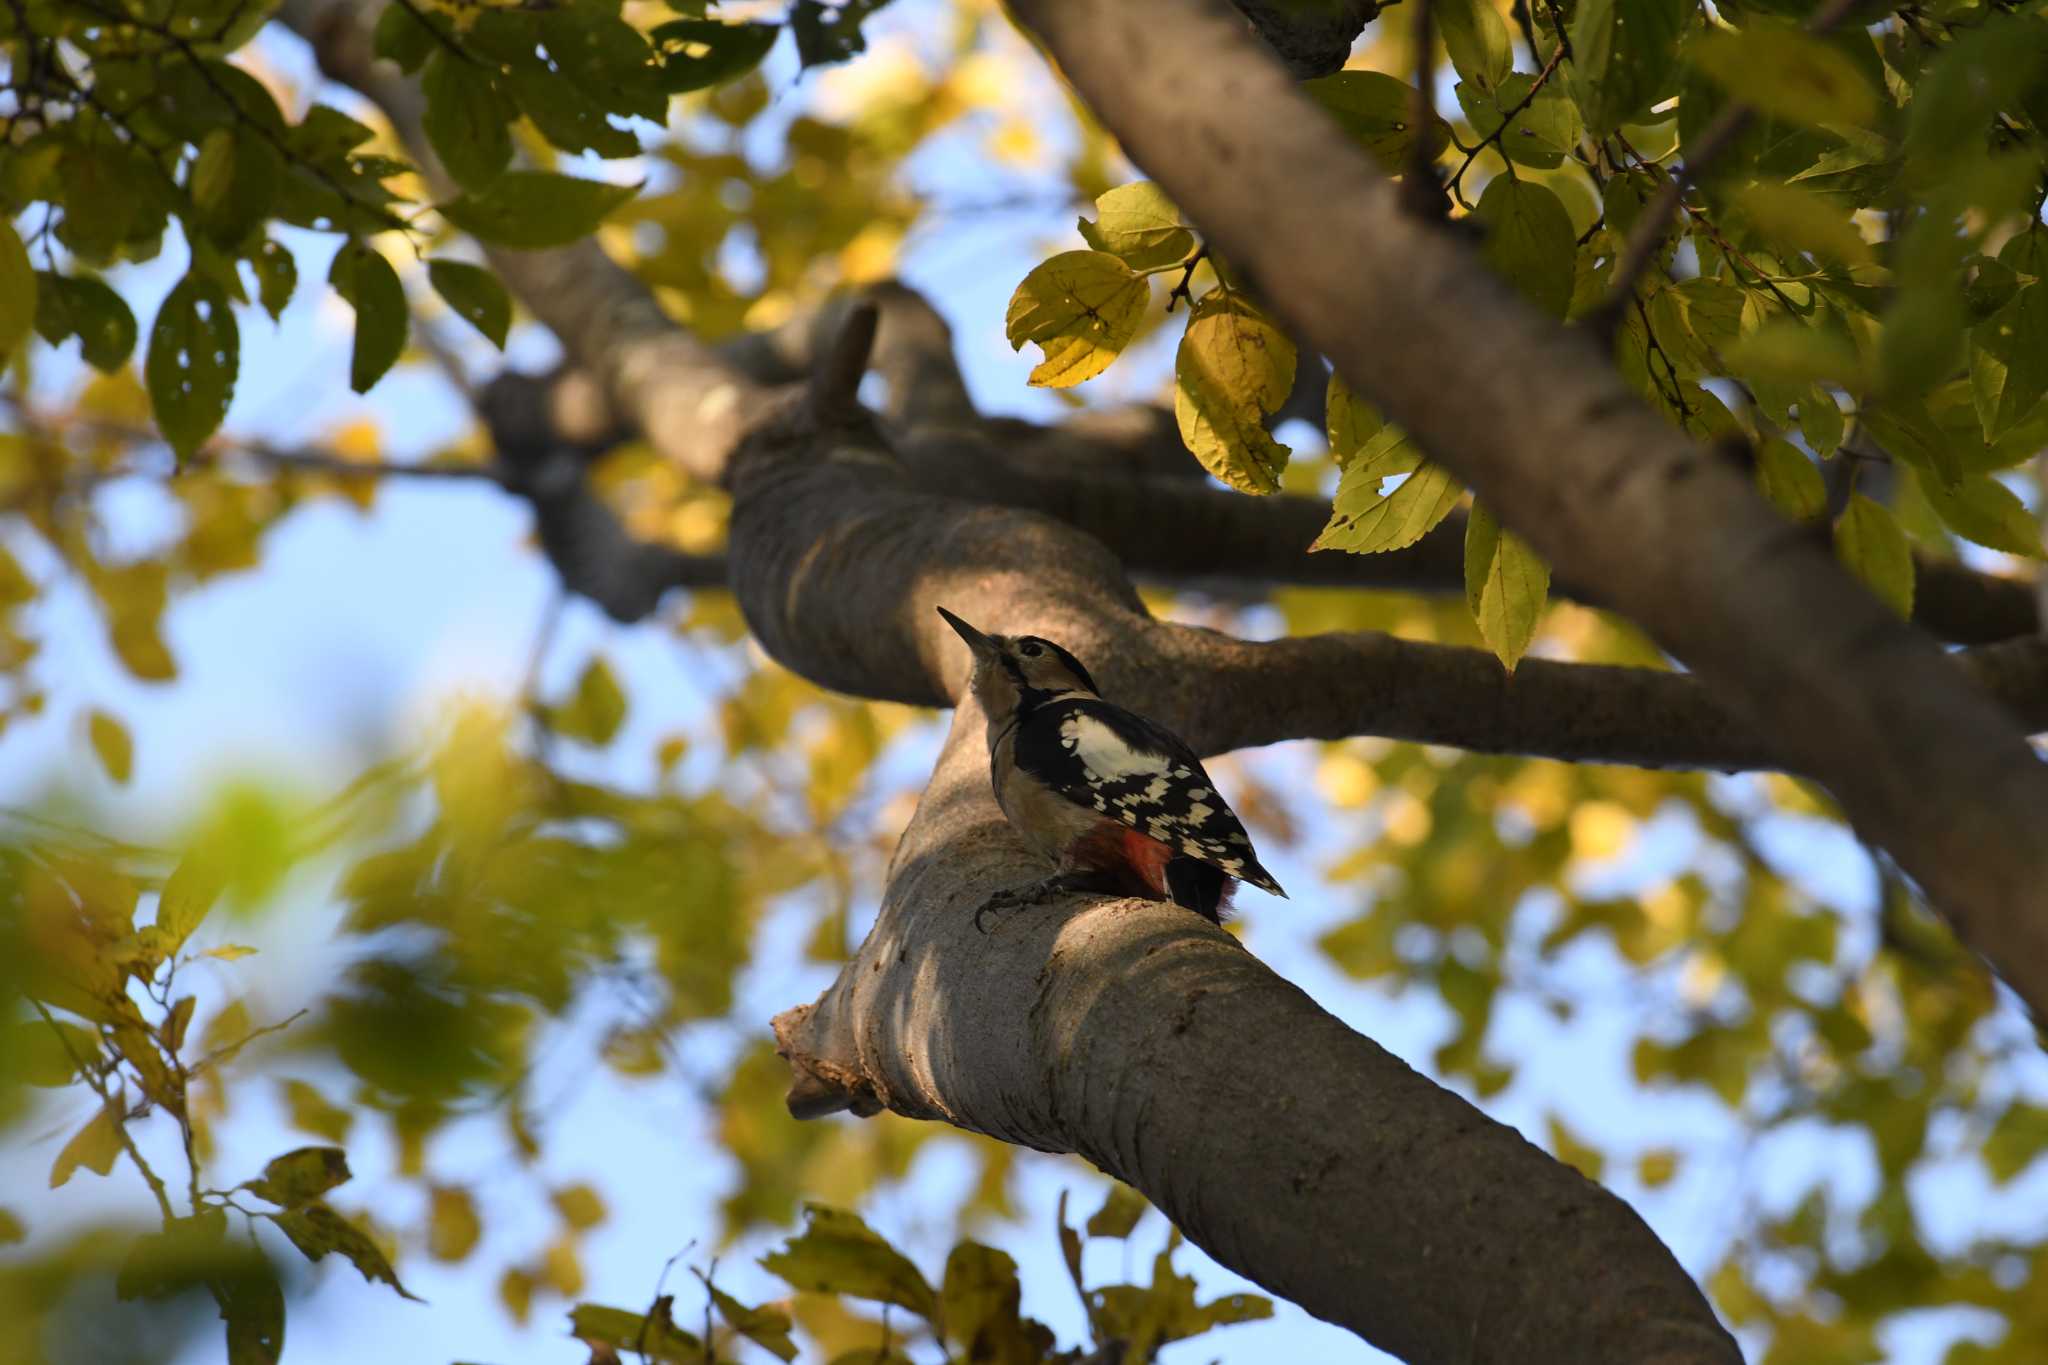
<box><xmin>973</xmin><ymin>872</ymin><xmax>1107</xmax><ymax>933</ymax></box>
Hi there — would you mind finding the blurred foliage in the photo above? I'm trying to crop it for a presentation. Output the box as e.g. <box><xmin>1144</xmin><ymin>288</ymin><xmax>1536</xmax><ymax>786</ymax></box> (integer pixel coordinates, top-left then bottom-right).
<box><xmin>2</xmin><ymin>2</ymin><xmax>2047</xmax><ymax>1365</ymax></box>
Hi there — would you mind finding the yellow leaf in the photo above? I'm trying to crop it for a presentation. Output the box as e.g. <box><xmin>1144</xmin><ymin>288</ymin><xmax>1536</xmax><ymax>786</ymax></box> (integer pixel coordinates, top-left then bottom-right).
<box><xmin>87</xmin><ymin>709</ymin><xmax>133</xmax><ymax>784</ymax></box>
<box><xmin>50</xmin><ymin>1101</ymin><xmax>124</xmax><ymax>1188</ymax></box>
<box><xmin>1173</xmin><ymin>292</ymin><xmax>1296</xmax><ymax>494</ymax></box>
<box><xmin>429</xmin><ymin>1186</ymin><xmax>482</xmax><ymax>1262</ymax></box>
<box><xmin>1077</xmin><ymin>182</ymin><xmax>1195</xmax><ymax>271</ymax></box>
<box><xmin>156</xmin><ymin>849</ymin><xmax>227</xmax><ymax>953</ymax></box>
<box><xmin>1324</xmin><ymin>372</ymin><xmax>1382</xmax><ymax>471</ymax></box>
<box><xmin>551</xmin><ymin>1182</ymin><xmax>606</xmax><ymax>1231</ymax></box>
<box><xmin>1638</xmin><ymin>1149</ymin><xmax>1681</xmax><ymax>1188</ymax></box>
<box><xmin>1004</xmin><ymin>250</ymin><xmax>1148</xmax><ymax>388</ymax></box>
<box><xmin>200</xmin><ymin>944</ymin><xmax>258</xmax><ymax>961</ymax></box>
<box><xmin>1312</xmin><ymin>429</ymin><xmax>1460</xmax><ymax>553</ymax></box>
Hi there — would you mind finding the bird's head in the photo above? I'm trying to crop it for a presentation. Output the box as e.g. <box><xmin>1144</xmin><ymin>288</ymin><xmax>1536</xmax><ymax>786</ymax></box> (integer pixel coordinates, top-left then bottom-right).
<box><xmin>937</xmin><ymin>607</ymin><xmax>1100</xmax><ymax>718</ymax></box>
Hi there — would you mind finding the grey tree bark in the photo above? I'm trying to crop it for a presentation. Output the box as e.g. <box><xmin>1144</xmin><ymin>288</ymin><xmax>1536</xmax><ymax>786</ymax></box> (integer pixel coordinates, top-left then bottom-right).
<box><xmin>278</xmin><ymin>1</ymin><xmax>2048</xmax><ymax>1360</ymax></box>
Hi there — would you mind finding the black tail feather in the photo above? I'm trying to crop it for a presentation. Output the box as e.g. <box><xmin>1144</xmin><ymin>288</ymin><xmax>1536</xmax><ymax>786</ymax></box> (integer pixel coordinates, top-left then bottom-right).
<box><xmin>1164</xmin><ymin>856</ymin><xmax>1231</xmax><ymax>924</ymax></box>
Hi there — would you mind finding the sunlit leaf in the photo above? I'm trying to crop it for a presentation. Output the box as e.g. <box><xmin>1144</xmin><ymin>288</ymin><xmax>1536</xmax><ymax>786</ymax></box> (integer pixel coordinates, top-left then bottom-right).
<box><xmin>429</xmin><ymin>1186</ymin><xmax>482</xmax><ymax>1262</ymax></box>
<box><xmin>1004</xmin><ymin>250</ymin><xmax>1147</xmax><ymax>388</ymax></box>
<box><xmin>1464</xmin><ymin>501</ymin><xmax>1549</xmax><ymax>671</ymax></box>
<box><xmin>1313</xmin><ymin>428</ymin><xmax>1461</xmax><ymax>554</ymax></box>
<box><xmin>1173</xmin><ymin>291</ymin><xmax>1295</xmax><ymax>493</ymax></box>
<box><xmin>1078</xmin><ymin>182</ymin><xmax>1195</xmax><ymax>272</ymax></box>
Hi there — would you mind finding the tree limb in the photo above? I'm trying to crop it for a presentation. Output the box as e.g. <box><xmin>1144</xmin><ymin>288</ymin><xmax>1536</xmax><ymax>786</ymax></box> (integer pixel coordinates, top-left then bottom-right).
<box><xmin>1006</xmin><ymin>0</ymin><xmax>2048</xmax><ymax>1020</ymax></box>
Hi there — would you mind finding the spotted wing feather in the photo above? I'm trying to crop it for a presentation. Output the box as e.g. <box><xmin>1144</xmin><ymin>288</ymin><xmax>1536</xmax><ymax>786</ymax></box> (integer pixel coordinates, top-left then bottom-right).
<box><xmin>1011</xmin><ymin>698</ymin><xmax>1285</xmax><ymax>898</ymax></box>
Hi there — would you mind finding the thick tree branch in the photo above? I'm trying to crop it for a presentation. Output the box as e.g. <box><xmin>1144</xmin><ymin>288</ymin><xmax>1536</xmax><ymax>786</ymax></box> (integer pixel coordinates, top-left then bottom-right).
<box><xmin>1007</xmin><ymin>0</ymin><xmax>2048</xmax><ymax>1019</ymax></box>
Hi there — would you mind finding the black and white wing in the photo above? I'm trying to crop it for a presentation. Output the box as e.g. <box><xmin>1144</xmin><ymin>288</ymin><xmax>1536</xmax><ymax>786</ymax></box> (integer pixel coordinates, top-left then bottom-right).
<box><xmin>1013</xmin><ymin>697</ymin><xmax>1286</xmax><ymax>897</ymax></box>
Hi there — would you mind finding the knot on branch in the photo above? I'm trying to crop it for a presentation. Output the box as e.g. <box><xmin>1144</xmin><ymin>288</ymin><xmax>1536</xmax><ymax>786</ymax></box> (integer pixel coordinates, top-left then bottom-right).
<box><xmin>1233</xmin><ymin>0</ymin><xmax>1381</xmax><ymax>78</ymax></box>
<box><xmin>773</xmin><ymin>1004</ymin><xmax>884</xmax><ymax>1119</ymax></box>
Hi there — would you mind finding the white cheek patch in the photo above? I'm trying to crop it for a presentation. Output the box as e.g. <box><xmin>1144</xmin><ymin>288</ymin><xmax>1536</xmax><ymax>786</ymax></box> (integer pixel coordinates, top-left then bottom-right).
<box><xmin>1063</xmin><ymin>714</ymin><xmax>1171</xmax><ymax>779</ymax></box>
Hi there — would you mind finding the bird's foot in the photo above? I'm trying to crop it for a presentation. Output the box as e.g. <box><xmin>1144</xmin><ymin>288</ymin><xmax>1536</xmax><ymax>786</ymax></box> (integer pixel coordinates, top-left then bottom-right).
<box><xmin>973</xmin><ymin>871</ymin><xmax>1111</xmax><ymax>933</ymax></box>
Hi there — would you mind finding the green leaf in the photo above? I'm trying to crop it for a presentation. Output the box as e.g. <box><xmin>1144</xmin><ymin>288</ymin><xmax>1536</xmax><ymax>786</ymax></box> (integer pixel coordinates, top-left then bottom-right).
<box><xmin>428</xmin><ymin>260</ymin><xmax>512</xmax><ymax>349</ymax></box>
<box><xmin>1004</xmin><ymin>250</ymin><xmax>1148</xmax><ymax>388</ymax></box>
<box><xmin>1571</xmin><ymin>0</ymin><xmax>1688</xmax><ymax>136</ymax></box>
<box><xmin>249</xmin><ymin>240</ymin><xmax>297</xmax><ymax>322</ymax></box>
<box><xmin>1313</xmin><ymin>428</ymin><xmax>1462</xmax><ymax>554</ymax></box>
<box><xmin>1438</xmin><ymin>0</ymin><xmax>1513</xmax><ymax>90</ymax></box>
<box><xmin>1730</xmin><ymin>182</ymin><xmax>1872</xmax><ymax>269</ymax></box>
<box><xmin>438</xmin><ymin>172</ymin><xmax>641</xmax><ymax>250</ymax></box>
<box><xmin>423</xmin><ymin>50</ymin><xmax>513</xmax><ymax>192</ymax></box>
<box><xmin>328</xmin><ymin>243</ymin><xmax>409</xmax><ymax>395</ymax></box>
<box><xmin>1724</xmin><ymin>320</ymin><xmax>1863</xmax><ymax>389</ymax></box>
<box><xmin>146</xmin><ymin>274</ymin><xmax>239</xmax><ymax>458</ymax></box>
<box><xmin>1454</xmin><ymin>75</ymin><xmax>1582</xmax><ymax>170</ymax></box>
<box><xmin>189</xmin><ymin>127</ymin><xmax>281</xmax><ymax>249</ymax></box>
<box><xmin>0</xmin><ymin>220</ymin><xmax>35</xmax><ymax>362</ymax></box>
<box><xmin>1476</xmin><ymin>176</ymin><xmax>1575</xmax><ymax>319</ymax></box>
<box><xmin>940</xmin><ymin>1243</ymin><xmax>1048</xmax><ymax>1365</ymax></box>
<box><xmin>1984</xmin><ymin>1102</ymin><xmax>2048</xmax><ymax>1184</ymax></box>
<box><xmin>1918</xmin><ymin>472</ymin><xmax>2041</xmax><ymax>557</ymax></box>
<box><xmin>703</xmin><ymin>1278</ymin><xmax>798</xmax><ymax>1363</ymax></box>
<box><xmin>552</xmin><ymin>657</ymin><xmax>628</xmax><ymax>746</ymax></box>
<box><xmin>1753</xmin><ymin>438</ymin><xmax>1826</xmax><ymax>521</ymax></box>
<box><xmin>8</xmin><ymin>1019</ymin><xmax>100</xmax><ymax>1086</ymax></box>
<box><xmin>1464</xmin><ymin>501</ymin><xmax>1549</xmax><ymax>671</ymax></box>
<box><xmin>272</xmin><ymin>1202</ymin><xmax>420</xmax><ymax>1300</ymax></box>
<box><xmin>1173</xmin><ymin>291</ymin><xmax>1296</xmax><ymax>494</ymax></box>
<box><xmin>1833</xmin><ymin>494</ymin><xmax>1914</xmax><ymax>618</ymax></box>
<box><xmin>373</xmin><ymin>0</ymin><xmax>437</xmax><ymax>73</ymax></box>
<box><xmin>244</xmin><ymin>1146</ymin><xmax>352</xmax><ymax>1209</ymax></box>
<box><xmin>1305</xmin><ymin>71</ymin><xmax>1444</xmax><ymax>174</ymax></box>
<box><xmin>1799</xmin><ymin>386</ymin><xmax>1844</xmax><ymax>458</ymax></box>
<box><xmin>1877</xmin><ymin>288</ymin><xmax>1966</xmax><ymax>403</ymax></box>
<box><xmin>759</xmin><ymin>1204</ymin><xmax>938</xmax><ymax>1319</ymax></box>
<box><xmin>1325</xmin><ymin>371</ymin><xmax>1382</xmax><ymax>470</ymax></box>
<box><xmin>1690</xmin><ymin>28</ymin><xmax>1879</xmax><ymax>129</ymax></box>
<box><xmin>50</xmin><ymin>1101</ymin><xmax>123</xmax><ymax>1188</ymax></box>
<box><xmin>651</xmin><ymin>20</ymin><xmax>781</xmax><ymax>93</ymax></box>
<box><xmin>34</xmin><ymin>273</ymin><xmax>137</xmax><ymax>373</ymax></box>
<box><xmin>1971</xmin><ymin>283</ymin><xmax>2048</xmax><ymax>440</ymax></box>
<box><xmin>1077</xmin><ymin>182</ymin><xmax>1195</xmax><ymax>271</ymax></box>
<box><xmin>569</xmin><ymin>1303</ymin><xmax>703</xmax><ymax>1363</ymax></box>
<box><xmin>215</xmin><ymin>1257</ymin><xmax>286</xmax><ymax>1365</ymax></box>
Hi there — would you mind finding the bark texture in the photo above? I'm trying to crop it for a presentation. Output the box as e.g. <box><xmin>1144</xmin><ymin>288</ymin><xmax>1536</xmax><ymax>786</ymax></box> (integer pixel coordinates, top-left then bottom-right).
<box><xmin>1008</xmin><ymin>0</ymin><xmax>2048</xmax><ymax>1020</ymax></box>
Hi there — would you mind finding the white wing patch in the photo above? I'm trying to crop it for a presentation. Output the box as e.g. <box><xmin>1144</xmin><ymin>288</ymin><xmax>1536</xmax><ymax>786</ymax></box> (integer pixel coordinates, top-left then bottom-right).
<box><xmin>1061</xmin><ymin>713</ymin><xmax>1171</xmax><ymax>779</ymax></box>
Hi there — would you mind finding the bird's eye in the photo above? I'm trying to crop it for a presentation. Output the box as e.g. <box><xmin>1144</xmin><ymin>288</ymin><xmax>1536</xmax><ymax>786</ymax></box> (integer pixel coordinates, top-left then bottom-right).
<box><xmin>1019</xmin><ymin>641</ymin><xmax>1043</xmax><ymax>657</ymax></box>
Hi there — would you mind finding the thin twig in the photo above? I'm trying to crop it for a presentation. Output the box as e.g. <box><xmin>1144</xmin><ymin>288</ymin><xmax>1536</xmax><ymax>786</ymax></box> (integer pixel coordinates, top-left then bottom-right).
<box><xmin>1164</xmin><ymin>244</ymin><xmax>1209</xmax><ymax>312</ymax></box>
<box><xmin>1446</xmin><ymin>42</ymin><xmax>1568</xmax><ymax>210</ymax></box>
<box><xmin>32</xmin><ymin>999</ymin><xmax>178</xmax><ymax>1221</ymax></box>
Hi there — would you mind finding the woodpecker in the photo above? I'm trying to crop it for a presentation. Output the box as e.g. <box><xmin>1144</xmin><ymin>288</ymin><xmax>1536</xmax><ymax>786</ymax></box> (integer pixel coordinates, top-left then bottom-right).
<box><xmin>937</xmin><ymin>607</ymin><xmax>1285</xmax><ymax>928</ymax></box>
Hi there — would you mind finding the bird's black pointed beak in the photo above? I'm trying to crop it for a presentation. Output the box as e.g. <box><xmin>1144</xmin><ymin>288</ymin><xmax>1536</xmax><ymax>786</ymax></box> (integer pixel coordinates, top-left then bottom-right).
<box><xmin>936</xmin><ymin>606</ymin><xmax>997</xmax><ymax>659</ymax></box>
